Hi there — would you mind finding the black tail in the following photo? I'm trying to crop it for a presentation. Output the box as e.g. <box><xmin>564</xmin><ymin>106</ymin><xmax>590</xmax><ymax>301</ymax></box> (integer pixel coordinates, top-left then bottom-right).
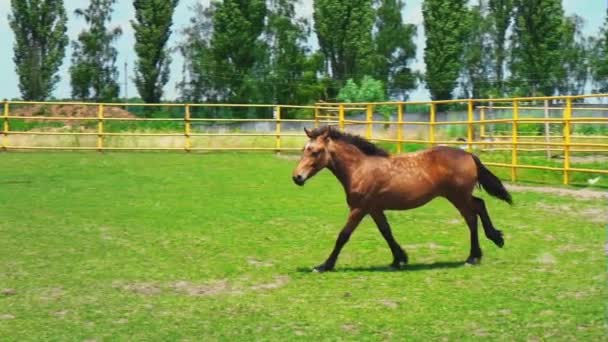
<box><xmin>472</xmin><ymin>155</ymin><xmax>513</xmax><ymax>205</ymax></box>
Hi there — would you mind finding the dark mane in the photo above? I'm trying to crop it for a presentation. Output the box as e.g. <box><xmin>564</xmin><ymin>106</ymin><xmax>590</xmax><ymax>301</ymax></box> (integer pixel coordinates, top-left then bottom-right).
<box><xmin>308</xmin><ymin>126</ymin><xmax>390</xmax><ymax>157</ymax></box>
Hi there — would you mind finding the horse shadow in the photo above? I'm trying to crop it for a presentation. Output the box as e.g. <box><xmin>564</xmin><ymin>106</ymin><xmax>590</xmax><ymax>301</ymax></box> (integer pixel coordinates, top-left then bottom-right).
<box><xmin>296</xmin><ymin>261</ymin><xmax>465</xmax><ymax>273</ymax></box>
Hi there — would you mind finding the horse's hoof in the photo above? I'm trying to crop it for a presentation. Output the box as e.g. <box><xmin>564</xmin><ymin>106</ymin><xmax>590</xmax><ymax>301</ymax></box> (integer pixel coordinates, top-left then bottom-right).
<box><xmin>390</xmin><ymin>260</ymin><xmax>407</xmax><ymax>269</ymax></box>
<box><xmin>312</xmin><ymin>264</ymin><xmax>333</xmax><ymax>273</ymax></box>
<box><xmin>491</xmin><ymin>230</ymin><xmax>504</xmax><ymax>248</ymax></box>
<box><xmin>465</xmin><ymin>257</ymin><xmax>481</xmax><ymax>265</ymax></box>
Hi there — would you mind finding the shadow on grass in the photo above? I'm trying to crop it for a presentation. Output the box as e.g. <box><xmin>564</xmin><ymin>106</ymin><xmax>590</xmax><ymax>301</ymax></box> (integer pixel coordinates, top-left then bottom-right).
<box><xmin>296</xmin><ymin>261</ymin><xmax>465</xmax><ymax>273</ymax></box>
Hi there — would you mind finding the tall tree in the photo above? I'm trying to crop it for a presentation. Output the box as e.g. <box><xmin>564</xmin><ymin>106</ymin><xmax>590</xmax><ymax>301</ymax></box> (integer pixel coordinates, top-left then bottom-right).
<box><xmin>8</xmin><ymin>0</ymin><xmax>68</xmax><ymax>100</ymax></box>
<box><xmin>589</xmin><ymin>10</ymin><xmax>608</xmax><ymax>93</ymax></box>
<box><xmin>206</xmin><ymin>0</ymin><xmax>267</xmax><ymax>103</ymax></box>
<box><xmin>373</xmin><ymin>0</ymin><xmax>417</xmax><ymax>99</ymax></box>
<box><xmin>509</xmin><ymin>0</ymin><xmax>565</xmax><ymax>96</ymax></box>
<box><xmin>177</xmin><ymin>3</ymin><xmax>215</xmax><ymax>102</ymax></box>
<box><xmin>422</xmin><ymin>0</ymin><xmax>468</xmax><ymax>100</ymax></box>
<box><xmin>559</xmin><ymin>15</ymin><xmax>589</xmax><ymax>96</ymax></box>
<box><xmin>70</xmin><ymin>0</ymin><xmax>122</xmax><ymax>102</ymax></box>
<box><xmin>460</xmin><ymin>3</ymin><xmax>492</xmax><ymax>99</ymax></box>
<box><xmin>313</xmin><ymin>0</ymin><xmax>376</xmax><ymax>85</ymax></box>
<box><xmin>132</xmin><ymin>0</ymin><xmax>180</xmax><ymax>103</ymax></box>
<box><xmin>486</xmin><ymin>0</ymin><xmax>514</xmax><ymax>96</ymax></box>
<box><xmin>265</xmin><ymin>0</ymin><xmax>324</xmax><ymax>105</ymax></box>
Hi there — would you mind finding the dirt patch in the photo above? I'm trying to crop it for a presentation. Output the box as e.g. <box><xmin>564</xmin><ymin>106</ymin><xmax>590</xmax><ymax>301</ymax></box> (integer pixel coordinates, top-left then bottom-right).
<box><xmin>247</xmin><ymin>257</ymin><xmax>274</xmax><ymax>268</ymax></box>
<box><xmin>379</xmin><ymin>299</ymin><xmax>399</xmax><ymax>309</ymax></box>
<box><xmin>39</xmin><ymin>287</ymin><xmax>64</xmax><ymax>301</ymax></box>
<box><xmin>170</xmin><ymin>280</ymin><xmax>239</xmax><ymax>296</ymax></box>
<box><xmin>535</xmin><ymin>202</ymin><xmax>605</xmax><ymax>224</ymax></box>
<box><xmin>51</xmin><ymin>310</ymin><xmax>69</xmax><ymax>318</ymax></box>
<box><xmin>341</xmin><ymin>323</ymin><xmax>359</xmax><ymax>334</ymax></box>
<box><xmin>11</xmin><ymin>104</ymin><xmax>135</xmax><ymax>119</ymax></box>
<box><xmin>569</xmin><ymin>155</ymin><xmax>608</xmax><ymax>163</ymax></box>
<box><xmin>507</xmin><ymin>184</ymin><xmax>607</xmax><ymax>200</ymax></box>
<box><xmin>117</xmin><ymin>282</ymin><xmax>162</xmax><ymax>296</ymax></box>
<box><xmin>0</xmin><ymin>314</ymin><xmax>15</xmax><ymax>320</ymax></box>
<box><xmin>116</xmin><ymin>276</ymin><xmax>290</xmax><ymax>297</ymax></box>
<box><xmin>1</xmin><ymin>289</ymin><xmax>16</xmax><ymax>296</ymax></box>
<box><xmin>249</xmin><ymin>276</ymin><xmax>290</xmax><ymax>291</ymax></box>
<box><xmin>535</xmin><ymin>253</ymin><xmax>557</xmax><ymax>265</ymax></box>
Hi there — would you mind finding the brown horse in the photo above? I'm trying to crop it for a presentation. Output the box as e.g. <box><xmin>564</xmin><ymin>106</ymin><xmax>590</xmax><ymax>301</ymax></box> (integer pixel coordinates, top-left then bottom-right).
<box><xmin>292</xmin><ymin>126</ymin><xmax>512</xmax><ymax>272</ymax></box>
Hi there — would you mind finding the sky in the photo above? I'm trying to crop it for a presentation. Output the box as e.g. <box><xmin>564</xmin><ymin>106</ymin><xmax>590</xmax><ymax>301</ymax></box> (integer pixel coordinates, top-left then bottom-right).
<box><xmin>0</xmin><ymin>0</ymin><xmax>606</xmax><ymax>101</ymax></box>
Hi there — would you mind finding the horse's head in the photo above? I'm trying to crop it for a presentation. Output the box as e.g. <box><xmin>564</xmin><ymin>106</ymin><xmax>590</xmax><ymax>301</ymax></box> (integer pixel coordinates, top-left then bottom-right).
<box><xmin>292</xmin><ymin>127</ymin><xmax>332</xmax><ymax>186</ymax></box>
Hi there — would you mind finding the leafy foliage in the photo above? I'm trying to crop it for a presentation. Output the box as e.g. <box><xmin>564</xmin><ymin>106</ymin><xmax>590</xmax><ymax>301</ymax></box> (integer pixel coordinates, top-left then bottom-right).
<box><xmin>70</xmin><ymin>0</ymin><xmax>122</xmax><ymax>102</ymax></box>
<box><xmin>132</xmin><ymin>0</ymin><xmax>180</xmax><ymax>103</ymax></box>
<box><xmin>589</xmin><ymin>10</ymin><xmax>608</xmax><ymax>93</ymax></box>
<box><xmin>8</xmin><ymin>0</ymin><xmax>68</xmax><ymax>100</ymax></box>
<box><xmin>313</xmin><ymin>0</ymin><xmax>376</xmax><ymax>90</ymax></box>
<box><xmin>422</xmin><ymin>0</ymin><xmax>468</xmax><ymax>100</ymax></box>
<box><xmin>509</xmin><ymin>0</ymin><xmax>565</xmax><ymax>96</ymax></box>
<box><xmin>337</xmin><ymin>76</ymin><xmax>392</xmax><ymax>119</ymax></box>
<box><xmin>373</xmin><ymin>0</ymin><xmax>418</xmax><ymax>99</ymax></box>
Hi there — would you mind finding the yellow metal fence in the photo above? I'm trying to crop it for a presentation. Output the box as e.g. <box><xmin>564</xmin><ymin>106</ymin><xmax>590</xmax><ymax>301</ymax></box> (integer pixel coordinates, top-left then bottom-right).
<box><xmin>2</xmin><ymin>94</ymin><xmax>608</xmax><ymax>185</ymax></box>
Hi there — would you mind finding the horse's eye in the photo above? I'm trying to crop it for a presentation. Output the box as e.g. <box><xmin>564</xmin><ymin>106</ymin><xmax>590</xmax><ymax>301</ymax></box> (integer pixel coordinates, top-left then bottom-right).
<box><xmin>311</xmin><ymin>151</ymin><xmax>320</xmax><ymax>157</ymax></box>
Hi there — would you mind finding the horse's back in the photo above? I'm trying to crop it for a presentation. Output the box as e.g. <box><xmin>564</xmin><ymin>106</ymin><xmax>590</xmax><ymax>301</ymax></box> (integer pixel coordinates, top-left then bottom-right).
<box><xmin>389</xmin><ymin>146</ymin><xmax>478</xmax><ymax>199</ymax></box>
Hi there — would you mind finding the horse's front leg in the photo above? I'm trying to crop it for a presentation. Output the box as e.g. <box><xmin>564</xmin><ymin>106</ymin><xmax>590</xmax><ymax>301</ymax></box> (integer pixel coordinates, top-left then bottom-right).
<box><xmin>314</xmin><ymin>208</ymin><xmax>366</xmax><ymax>272</ymax></box>
<box><xmin>370</xmin><ymin>211</ymin><xmax>408</xmax><ymax>268</ymax></box>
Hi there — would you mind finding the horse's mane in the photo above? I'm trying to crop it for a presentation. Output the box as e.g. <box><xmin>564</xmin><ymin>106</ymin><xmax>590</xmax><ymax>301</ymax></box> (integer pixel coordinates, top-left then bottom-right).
<box><xmin>308</xmin><ymin>126</ymin><xmax>390</xmax><ymax>157</ymax></box>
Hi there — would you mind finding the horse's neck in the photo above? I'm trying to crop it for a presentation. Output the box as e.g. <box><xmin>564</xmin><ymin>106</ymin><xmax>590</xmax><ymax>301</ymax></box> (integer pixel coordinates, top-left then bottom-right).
<box><xmin>327</xmin><ymin>142</ymin><xmax>367</xmax><ymax>192</ymax></box>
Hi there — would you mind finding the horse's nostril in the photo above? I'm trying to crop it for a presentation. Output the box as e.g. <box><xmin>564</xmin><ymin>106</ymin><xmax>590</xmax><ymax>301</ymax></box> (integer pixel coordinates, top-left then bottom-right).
<box><xmin>293</xmin><ymin>175</ymin><xmax>305</xmax><ymax>185</ymax></box>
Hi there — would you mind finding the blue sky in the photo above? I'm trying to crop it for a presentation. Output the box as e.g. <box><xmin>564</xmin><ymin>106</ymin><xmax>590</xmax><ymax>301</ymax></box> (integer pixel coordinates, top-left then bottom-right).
<box><xmin>0</xmin><ymin>0</ymin><xmax>606</xmax><ymax>101</ymax></box>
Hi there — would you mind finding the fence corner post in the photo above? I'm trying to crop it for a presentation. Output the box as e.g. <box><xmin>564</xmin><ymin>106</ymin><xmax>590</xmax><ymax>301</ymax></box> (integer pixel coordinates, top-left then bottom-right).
<box><xmin>338</xmin><ymin>104</ymin><xmax>345</xmax><ymax>131</ymax></box>
<box><xmin>97</xmin><ymin>104</ymin><xmax>104</xmax><ymax>152</ymax></box>
<box><xmin>397</xmin><ymin>103</ymin><xmax>403</xmax><ymax>154</ymax></box>
<box><xmin>2</xmin><ymin>100</ymin><xmax>9</xmax><ymax>151</ymax></box>
<box><xmin>563</xmin><ymin>97</ymin><xmax>572</xmax><ymax>185</ymax></box>
<box><xmin>511</xmin><ymin>100</ymin><xmax>519</xmax><ymax>182</ymax></box>
<box><xmin>185</xmin><ymin>104</ymin><xmax>191</xmax><ymax>152</ymax></box>
<box><xmin>275</xmin><ymin>105</ymin><xmax>281</xmax><ymax>154</ymax></box>
<box><xmin>429</xmin><ymin>102</ymin><xmax>436</xmax><ymax>147</ymax></box>
<box><xmin>366</xmin><ymin>104</ymin><xmax>373</xmax><ymax>140</ymax></box>
<box><xmin>467</xmin><ymin>99</ymin><xmax>474</xmax><ymax>152</ymax></box>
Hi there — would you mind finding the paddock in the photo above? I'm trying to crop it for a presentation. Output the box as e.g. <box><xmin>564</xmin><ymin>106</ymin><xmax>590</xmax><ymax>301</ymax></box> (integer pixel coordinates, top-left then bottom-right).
<box><xmin>0</xmin><ymin>152</ymin><xmax>604</xmax><ymax>340</ymax></box>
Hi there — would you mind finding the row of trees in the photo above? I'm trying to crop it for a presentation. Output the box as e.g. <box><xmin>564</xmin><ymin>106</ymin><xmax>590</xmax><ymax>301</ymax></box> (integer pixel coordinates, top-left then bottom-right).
<box><xmin>8</xmin><ymin>0</ymin><xmax>608</xmax><ymax>104</ymax></box>
<box><xmin>9</xmin><ymin>0</ymin><xmax>179</xmax><ymax>102</ymax></box>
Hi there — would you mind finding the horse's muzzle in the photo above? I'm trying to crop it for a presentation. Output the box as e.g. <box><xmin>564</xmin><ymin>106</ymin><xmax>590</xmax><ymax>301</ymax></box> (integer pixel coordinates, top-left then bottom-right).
<box><xmin>292</xmin><ymin>175</ymin><xmax>306</xmax><ymax>186</ymax></box>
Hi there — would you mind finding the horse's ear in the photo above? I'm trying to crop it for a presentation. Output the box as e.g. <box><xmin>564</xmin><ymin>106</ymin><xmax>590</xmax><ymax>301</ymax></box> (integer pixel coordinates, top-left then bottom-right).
<box><xmin>304</xmin><ymin>127</ymin><xmax>312</xmax><ymax>138</ymax></box>
<box><xmin>319</xmin><ymin>128</ymin><xmax>330</xmax><ymax>142</ymax></box>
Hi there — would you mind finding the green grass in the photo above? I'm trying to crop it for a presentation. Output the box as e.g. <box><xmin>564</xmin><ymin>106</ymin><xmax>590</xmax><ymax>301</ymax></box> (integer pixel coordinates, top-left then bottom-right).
<box><xmin>0</xmin><ymin>153</ymin><xmax>605</xmax><ymax>340</ymax></box>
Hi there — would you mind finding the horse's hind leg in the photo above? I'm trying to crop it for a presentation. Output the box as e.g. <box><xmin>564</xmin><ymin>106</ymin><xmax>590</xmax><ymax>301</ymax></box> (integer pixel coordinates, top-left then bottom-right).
<box><xmin>370</xmin><ymin>211</ymin><xmax>408</xmax><ymax>268</ymax></box>
<box><xmin>472</xmin><ymin>196</ymin><xmax>504</xmax><ymax>248</ymax></box>
<box><xmin>448</xmin><ymin>197</ymin><xmax>482</xmax><ymax>265</ymax></box>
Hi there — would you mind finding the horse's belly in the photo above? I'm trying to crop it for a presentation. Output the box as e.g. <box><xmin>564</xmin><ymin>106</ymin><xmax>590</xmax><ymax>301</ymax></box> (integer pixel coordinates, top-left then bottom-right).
<box><xmin>375</xmin><ymin>191</ymin><xmax>436</xmax><ymax>210</ymax></box>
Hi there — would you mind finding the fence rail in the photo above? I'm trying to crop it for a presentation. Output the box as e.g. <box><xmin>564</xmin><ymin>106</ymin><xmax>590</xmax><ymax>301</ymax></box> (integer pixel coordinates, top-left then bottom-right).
<box><xmin>2</xmin><ymin>94</ymin><xmax>608</xmax><ymax>185</ymax></box>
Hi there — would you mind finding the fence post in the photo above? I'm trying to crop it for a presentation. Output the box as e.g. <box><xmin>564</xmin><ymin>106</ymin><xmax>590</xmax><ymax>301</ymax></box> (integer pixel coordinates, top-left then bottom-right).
<box><xmin>97</xmin><ymin>104</ymin><xmax>104</xmax><ymax>152</ymax></box>
<box><xmin>467</xmin><ymin>99</ymin><xmax>474</xmax><ymax>152</ymax></box>
<box><xmin>275</xmin><ymin>105</ymin><xmax>281</xmax><ymax>153</ymax></box>
<box><xmin>314</xmin><ymin>105</ymin><xmax>319</xmax><ymax>128</ymax></box>
<box><xmin>563</xmin><ymin>97</ymin><xmax>572</xmax><ymax>185</ymax></box>
<box><xmin>185</xmin><ymin>104</ymin><xmax>191</xmax><ymax>152</ymax></box>
<box><xmin>429</xmin><ymin>102</ymin><xmax>436</xmax><ymax>147</ymax></box>
<box><xmin>366</xmin><ymin>104</ymin><xmax>373</xmax><ymax>140</ymax></box>
<box><xmin>2</xmin><ymin>100</ymin><xmax>8</xmax><ymax>151</ymax></box>
<box><xmin>480</xmin><ymin>106</ymin><xmax>486</xmax><ymax>138</ymax></box>
<box><xmin>544</xmin><ymin>99</ymin><xmax>551</xmax><ymax>160</ymax></box>
<box><xmin>338</xmin><ymin>104</ymin><xmax>345</xmax><ymax>131</ymax></box>
<box><xmin>397</xmin><ymin>103</ymin><xmax>403</xmax><ymax>154</ymax></box>
<box><xmin>511</xmin><ymin>100</ymin><xmax>519</xmax><ymax>182</ymax></box>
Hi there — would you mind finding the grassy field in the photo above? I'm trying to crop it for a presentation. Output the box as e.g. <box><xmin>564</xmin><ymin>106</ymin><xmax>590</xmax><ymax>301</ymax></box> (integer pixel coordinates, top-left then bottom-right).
<box><xmin>0</xmin><ymin>152</ymin><xmax>605</xmax><ymax>340</ymax></box>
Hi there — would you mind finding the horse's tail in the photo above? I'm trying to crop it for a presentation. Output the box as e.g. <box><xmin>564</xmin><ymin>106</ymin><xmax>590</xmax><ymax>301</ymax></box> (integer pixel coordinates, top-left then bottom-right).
<box><xmin>472</xmin><ymin>154</ymin><xmax>513</xmax><ymax>205</ymax></box>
